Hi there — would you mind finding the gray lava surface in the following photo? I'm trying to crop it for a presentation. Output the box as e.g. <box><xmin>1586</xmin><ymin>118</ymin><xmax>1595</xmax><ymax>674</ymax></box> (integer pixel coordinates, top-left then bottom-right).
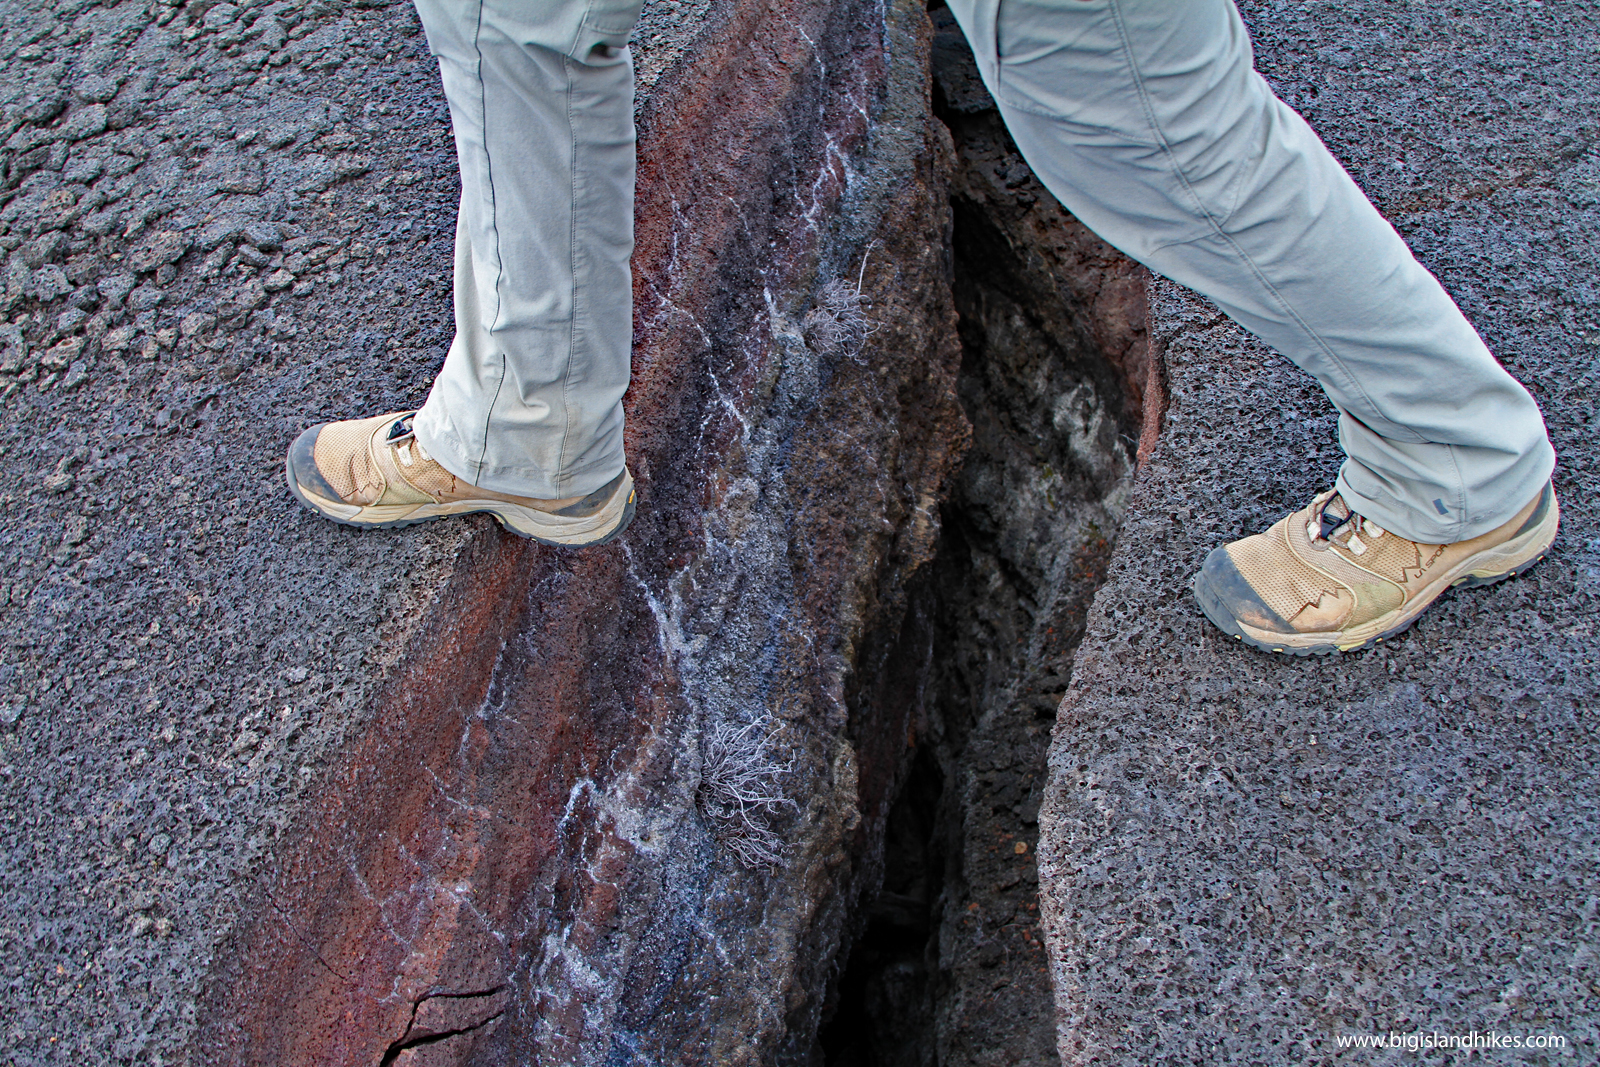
<box><xmin>1038</xmin><ymin>2</ymin><xmax>1600</xmax><ymax>1063</ymax></box>
<box><xmin>0</xmin><ymin>0</ymin><xmax>710</xmax><ymax>1062</ymax></box>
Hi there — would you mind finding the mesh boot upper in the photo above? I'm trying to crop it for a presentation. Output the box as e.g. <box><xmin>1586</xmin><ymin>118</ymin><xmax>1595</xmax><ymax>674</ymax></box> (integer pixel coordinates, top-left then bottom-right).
<box><xmin>310</xmin><ymin>413</ymin><xmax>404</xmax><ymax>505</ymax></box>
<box><xmin>1200</xmin><ymin>483</ymin><xmax>1557</xmax><ymax>647</ymax></box>
<box><xmin>1224</xmin><ymin>496</ymin><xmax>1419</xmax><ymax>632</ymax></box>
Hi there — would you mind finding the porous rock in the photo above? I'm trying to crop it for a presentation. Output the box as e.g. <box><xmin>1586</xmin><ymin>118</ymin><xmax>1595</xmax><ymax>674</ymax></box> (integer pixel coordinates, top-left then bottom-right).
<box><xmin>1036</xmin><ymin>3</ymin><xmax>1600</xmax><ymax>1062</ymax></box>
<box><xmin>0</xmin><ymin>0</ymin><xmax>969</xmax><ymax>1063</ymax></box>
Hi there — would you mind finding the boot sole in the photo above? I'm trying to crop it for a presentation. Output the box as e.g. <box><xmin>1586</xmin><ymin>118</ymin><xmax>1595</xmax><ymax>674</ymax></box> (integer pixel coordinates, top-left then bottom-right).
<box><xmin>1193</xmin><ymin>497</ymin><xmax>1559</xmax><ymax>656</ymax></box>
<box><xmin>285</xmin><ymin>456</ymin><xmax>637</xmax><ymax>548</ymax></box>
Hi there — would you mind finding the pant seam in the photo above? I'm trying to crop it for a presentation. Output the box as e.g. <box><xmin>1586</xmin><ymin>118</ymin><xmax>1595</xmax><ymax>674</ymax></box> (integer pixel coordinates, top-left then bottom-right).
<box><xmin>571</xmin><ymin>0</ymin><xmax>598</xmax><ymax>58</ymax></box>
<box><xmin>470</xmin><ymin>0</ymin><xmax>508</xmax><ymax>486</ymax></box>
<box><xmin>1106</xmin><ymin>0</ymin><xmax>1397</xmax><ymax>446</ymax></box>
<box><xmin>556</xmin><ymin>55</ymin><xmax>580</xmax><ymax>497</ymax></box>
<box><xmin>1443</xmin><ymin>442</ymin><xmax>1467</xmax><ymax>539</ymax></box>
<box><xmin>1104</xmin><ymin>0</ymin><xmax>1219</xmax><ymax>247</ymax></box>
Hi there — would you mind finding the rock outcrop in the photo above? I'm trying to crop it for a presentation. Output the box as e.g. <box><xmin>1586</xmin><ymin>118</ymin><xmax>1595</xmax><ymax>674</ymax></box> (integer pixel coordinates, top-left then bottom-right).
<box><xmin>196</xmin><ymin>0</ymin><xmax>973</xmax><ymax>1061</ymax></box>
<box><xmin>0</xmin><ymin>0</ymin><xmax>972</xmax><ymax>1061</ymax></box>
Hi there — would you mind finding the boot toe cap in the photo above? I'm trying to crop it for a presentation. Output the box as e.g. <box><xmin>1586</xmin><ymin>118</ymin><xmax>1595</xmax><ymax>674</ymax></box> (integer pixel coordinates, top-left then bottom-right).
<box><xmin>1193</xmin><ymin>545</ymin><xmax>1295</xmax><ymax>636</ymax></box>
<box><xmin>285</xmin><ymin>423</ymin><xmax>346</xmax><ymax>504</ymax></box>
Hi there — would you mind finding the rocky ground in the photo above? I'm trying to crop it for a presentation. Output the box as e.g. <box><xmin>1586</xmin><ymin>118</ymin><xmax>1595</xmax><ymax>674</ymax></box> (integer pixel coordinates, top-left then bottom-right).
<box><xmin>3</xmin><ymin>0</ymin><xmax>1595</xmax><ymax>1064</ymax></box>
<box><xmin>1037</xmin><ymin>2</ymin><xmax>1600</xmax><ymax>1063</ymax></box>
<box><xmin>0</xmin><ymin>0</ymin><xmax>481</xmax><ymax>1061</ymax></box>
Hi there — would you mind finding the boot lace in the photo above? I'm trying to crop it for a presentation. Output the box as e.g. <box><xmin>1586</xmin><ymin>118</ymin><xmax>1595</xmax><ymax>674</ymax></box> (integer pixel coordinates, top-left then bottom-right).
<box><xmin>1306</xmin><ymin>490</ymin><xmax>1386</xmax><ymax>556</ymax></box>
<box><xmin>384</xmin><ymin>413</ymin><xmax>433</xmax><ymax>469</ymax></box>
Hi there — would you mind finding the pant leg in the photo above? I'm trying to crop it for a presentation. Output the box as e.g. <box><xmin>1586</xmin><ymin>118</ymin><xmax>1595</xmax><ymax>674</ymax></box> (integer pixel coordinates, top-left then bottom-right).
<box><xmin>945</xmin><ymin>0</ymin><xmax>1555</xmax><ymax>543</ymax></box>
<box><xmin>410</xmin><ymin>0</ymin><xmax>642</xmax><ymax>499</ymax></box>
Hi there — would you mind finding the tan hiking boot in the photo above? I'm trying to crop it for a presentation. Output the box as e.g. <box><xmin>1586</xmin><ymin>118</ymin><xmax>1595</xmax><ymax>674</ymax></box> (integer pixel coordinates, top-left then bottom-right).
<box><xmin>284</xmin><ymin>411</ymin><xmax>636</xmax><ymax>547</ymax></box>
<box><xmin>1193</xmin><ymin>482</ymin><xmax>1558</xmax><ymax>655</ymax></box>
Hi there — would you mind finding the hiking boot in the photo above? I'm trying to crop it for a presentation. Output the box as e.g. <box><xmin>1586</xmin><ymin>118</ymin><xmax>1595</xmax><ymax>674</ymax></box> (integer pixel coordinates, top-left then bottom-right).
<box><xmin>1193</xmin><ymin>482</ymin><xmax>1558</xmax><ymax>655</ymax></box>
<box><xmin>284</xmin><ymin>411</ymin><xmax>636</xmax><ymax>547</ymax></box>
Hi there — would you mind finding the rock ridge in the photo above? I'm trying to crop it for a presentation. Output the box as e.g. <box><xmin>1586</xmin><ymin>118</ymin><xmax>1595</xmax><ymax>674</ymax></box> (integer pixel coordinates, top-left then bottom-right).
<box><xmin>195</xmin><ymin>0</ymin><xmax>970</xmax><ymax>1063</ymax></box>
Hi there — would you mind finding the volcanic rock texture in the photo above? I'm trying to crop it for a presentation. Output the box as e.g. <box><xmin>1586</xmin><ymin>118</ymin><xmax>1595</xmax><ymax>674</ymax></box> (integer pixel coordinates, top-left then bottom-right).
<box><xmin>8</xmin><ymin>0</ymin><xmax>1594</xmax><ymax>1063</ymax></box>
<box><xmin>0</xmin><ymin>0</ymin><xmax>972</xmax><ymax>1062</ymax></box>
<box><xmin>819</xmin><ymin>13</ymin><xmax>1152</xmax><ymax>1065</ymax></box>
<box><xmin>0</xmin><ymin>0</ymin><xmax>482</xmax><ymax>1062</ymax></box>
<box><xmin>1036</xmin><ymin>2</ymin><xmax>1600</xmax><ymax>1063</ymax></box>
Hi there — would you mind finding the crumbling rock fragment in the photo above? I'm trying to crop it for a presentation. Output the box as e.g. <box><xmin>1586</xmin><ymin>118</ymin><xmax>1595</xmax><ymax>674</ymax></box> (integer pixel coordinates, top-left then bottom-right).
<box><xmin>127</xmin><ymin>230</ymin><xmax>192</xmax><ymax>273</ymax></box>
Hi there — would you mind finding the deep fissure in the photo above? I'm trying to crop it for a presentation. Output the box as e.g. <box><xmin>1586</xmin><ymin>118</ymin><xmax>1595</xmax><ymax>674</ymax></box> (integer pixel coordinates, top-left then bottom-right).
<box><xmin>817</xmin><ymin>10</ymin><xmax>1151</xmax><ymax>1062</ymax></box>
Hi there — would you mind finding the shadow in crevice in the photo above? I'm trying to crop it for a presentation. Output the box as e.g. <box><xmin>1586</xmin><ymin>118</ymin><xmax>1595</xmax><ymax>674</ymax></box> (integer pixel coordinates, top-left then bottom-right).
<box><xmin>818</xmin><ymin>6</ymin><xmax>1151</xmax><ymax>1064</ymax></box>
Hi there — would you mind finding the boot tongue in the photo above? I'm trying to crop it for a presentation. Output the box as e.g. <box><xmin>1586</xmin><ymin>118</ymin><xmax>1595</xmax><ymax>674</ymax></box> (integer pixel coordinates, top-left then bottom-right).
<box><xmin>1317</xmin><ymin>493</ymin><xmax>1356</xmax><ymax>541</ymax></box>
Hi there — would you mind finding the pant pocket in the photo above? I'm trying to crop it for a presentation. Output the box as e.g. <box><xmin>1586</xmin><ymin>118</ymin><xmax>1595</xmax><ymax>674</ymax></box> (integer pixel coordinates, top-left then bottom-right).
<box><xmin>573</xmin><ymin>0</ymin><xmax>643</xmax><ymax>63</ymax></box>
<box><xmin>992</xmin><ymin>0</ymin><xmax>1153</xmax><ymax>137</ymax></box>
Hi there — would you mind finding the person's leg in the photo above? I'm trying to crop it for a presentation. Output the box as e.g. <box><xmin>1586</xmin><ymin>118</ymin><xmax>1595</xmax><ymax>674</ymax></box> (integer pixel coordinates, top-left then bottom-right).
<box><xmin>283</xmin><ymin>0</ymin><xmax>641</xmax><ymax>545</ymax></box>
<box><xmin>944</xmin><ymin>0</ymin><xmax>1554</xmax><ymax>545</ymax></box>
<box><xmin>411</xmin><ymin>0</ymin><xmax>641</xmax><ymax>499</ymax></box>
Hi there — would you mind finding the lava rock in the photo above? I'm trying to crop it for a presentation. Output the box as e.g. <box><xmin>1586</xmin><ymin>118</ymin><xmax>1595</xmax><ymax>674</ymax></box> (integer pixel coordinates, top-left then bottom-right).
<box><xmin>73</xmin><ymin>74</ymin><xmax>123</xmax><ymax>104</ymax></box>
<box><xmin>241</xmin><ymin>221</ymin><xmax>284</xmax><ymax>251</ymax></box>
<box><xmin>127</xmin><ymin>230</ymin><xmax>192</xmax><ymax>273</ymax></box>
<box><xmin>191</xmin><ymin>1</ymin><xmax>968</xmax><ymax>1064</ymax></box>
<box><xmin>1035</xmin><ymin>5</ymin><xmax>1600</xmax><ymax>1063</ymax></box>
<box><xmin>20</xmin><ymin>94</ymin><xmax>68</xmax><ymax>125</ymax></box>
<box><xmin>126</xmin><ymin>284</ymin><xmax>164</xmax><ymax>311</ymax></box>
<box><xmin>61</xmin><ymin>105</ymin><xmax>108</xmax><ymax>142</ymax></box>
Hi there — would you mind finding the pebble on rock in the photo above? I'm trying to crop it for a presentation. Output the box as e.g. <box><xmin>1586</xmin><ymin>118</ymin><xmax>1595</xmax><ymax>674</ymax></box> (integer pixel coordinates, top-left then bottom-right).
<box><xmin>23</xmin><ymin>233</ymin><xmax>67</xmax><ymax>269</ymax></box>
<box><xmin>74</xmin><ymin>74</ymin><xmax>123</xmax><ymax>104</ymax></box>
<box><xmin>97</xmin><ymin>272</ymin><xmax>137</xmax><ymax>304</ymax></box>
<box><xmin>0</xmin><ymin>328</ymin><xmax>26</xmax><ymax>373</ymax></box>
<box><xmin>20</xmin><ymin>95</ymin><xmax>67</xmax><ymax>125</ymax></box>
<box><xmin>80</xmin><ymin>210</ymin><xmax>121</xmax><ymax>238</ymax></box>
<box><xmin>59</xmin><ymin>361</ymin><xmax>90</xmax><ymax>390</ymax></box>
<box><xmin>180</xmin><ymin>312</ymin><xmax>217</xmax><ymax>338</ymax></box>
<box><xmin>42</xmin><ymin>337</ymin><xmax>84</xmax><ymax>370</ymax></box>
<box><xmin>230</xmin><ymin>278</ymin><xmax>268</xmax><ymax>313</ymax></box>
<box><xmin>128</xmin><ymin>231</ymin><xmax>192</xmax><ymax>273</ymax></box>
<box><xmin>242</xmin><ymin>221</ymin><xmax>284</xmax><ymax>252</ymax></box>
<box><xmin>62</xmin><ymin>155</ymin><xmax>106</xmax><ymax>184</ymax></box>
<box><xmin>236</xmin><ymin>245</ymin><xmax>272</xmax><ymax>268</ymax></box>
<box><xmin>32</xmin><ymin>265</ymin><xmax>74</xmax><ymax>302</ymax></box>
<box><xmin>198</xmin><ymin>216</ymin><xmax>247</xmax><ymax>251</ymax></box>
<box><xmin>263</xmin><ymin>269</ymin><xmax>295</xmax><ymax>292</ymax></box>
<box><xmin>63</xmin><ymin>105</ymin><xmax>109</xmax><ymax>142</ymax></box>
<box><xmin>102</xmin><ymin>325</ymin><xmax>137</xmax><ymax>351</ymax></box>
<box><xmin>127</xmin><ymin>285</ymin><xmax>164</xmax><ymax>311</ymax></box>
<box><xmin>41</xmin><ymin>467</ymin><xmax>73</xmax><ymax>494</ymax></box>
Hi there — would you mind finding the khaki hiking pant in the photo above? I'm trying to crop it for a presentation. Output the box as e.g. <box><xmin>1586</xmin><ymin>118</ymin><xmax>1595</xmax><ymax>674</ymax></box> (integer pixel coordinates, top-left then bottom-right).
<box><xmin>412</xmin><ymin>0</ymin><xmax>1555</xmax><ymax>543</ymax></box>
<box><xmin>410</xmin><ymin>0</ymin><xmax>640</xmax><ymax>501</ymax></box>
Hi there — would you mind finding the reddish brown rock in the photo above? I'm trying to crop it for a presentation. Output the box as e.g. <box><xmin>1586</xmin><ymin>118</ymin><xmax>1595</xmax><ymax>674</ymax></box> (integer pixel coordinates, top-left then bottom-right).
<box><xmin>195</xmin><ymin>0</ymin><xmax>966</xmax><ymax>1062</ymax></box>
